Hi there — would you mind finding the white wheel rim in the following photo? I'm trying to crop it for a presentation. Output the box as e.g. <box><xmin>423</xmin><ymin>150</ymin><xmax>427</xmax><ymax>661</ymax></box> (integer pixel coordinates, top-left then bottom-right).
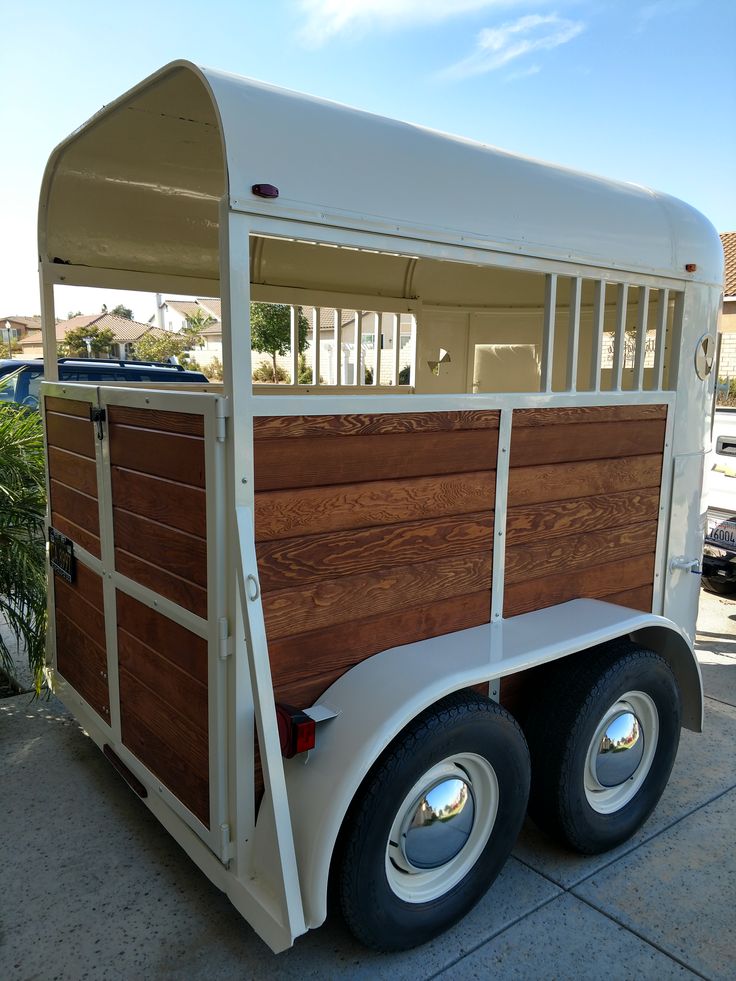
<box><xmin>385</xmin><ymin>753</ymin><xmax>498</xmax><ymax>904</ymax></box>
<box><xmin>583</xmin><ymin>691</ymin><xmax>659</xmax><ymax>815</ymax></box>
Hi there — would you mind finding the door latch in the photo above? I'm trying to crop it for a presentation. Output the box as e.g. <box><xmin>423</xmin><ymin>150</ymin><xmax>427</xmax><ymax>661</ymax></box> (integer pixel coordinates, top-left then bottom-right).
<box><xmin>89</xmin><ymin>406</ymin><xmax>106</xmax><ymax>440</ymax></box>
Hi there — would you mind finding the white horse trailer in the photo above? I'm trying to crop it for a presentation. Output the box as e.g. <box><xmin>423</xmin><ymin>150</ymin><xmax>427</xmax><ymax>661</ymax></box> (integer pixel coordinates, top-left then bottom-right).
<box><xmin>38</xmin><ymin>61</ymin><xmax>723</xmax><ymax>952</ymax></box>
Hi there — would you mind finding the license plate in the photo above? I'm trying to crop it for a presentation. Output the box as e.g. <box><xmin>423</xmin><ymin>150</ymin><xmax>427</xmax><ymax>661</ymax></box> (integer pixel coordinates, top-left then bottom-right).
<box><xmin>706</xmin><ymin>516</ymin><xmax>736</xmax><ymax>549</ymax></box>
<box><xmin>49</xmin><ymin>527</ymin><xmax>76</xmax><ymax>583</ymax></box>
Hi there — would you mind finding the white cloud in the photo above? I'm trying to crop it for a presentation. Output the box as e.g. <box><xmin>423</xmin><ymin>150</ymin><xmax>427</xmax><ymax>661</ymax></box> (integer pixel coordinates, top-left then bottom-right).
<box><xmin>440</xmin><ymin>13</ymin><xmax>585</xmax><ymax>80</ymax></box>
<box><xmin>634</xmin><ymin>0</ymin><xmax>694</xmax><ymax>33</ymax></box>
<box><xmin>505</xmin><ymin>63</ymin><xmax>542</xmax><ymax>82</ymax></box>
<box><xmin>298</xmin><ymin>0</ymin><xmax>534</xmax><ymax>46</ymax></box>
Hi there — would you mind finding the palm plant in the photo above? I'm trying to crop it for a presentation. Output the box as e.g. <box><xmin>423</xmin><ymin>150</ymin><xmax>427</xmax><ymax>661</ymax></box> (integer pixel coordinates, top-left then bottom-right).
<box><xmin>0</xmin><ymin>404</ymin><xmax>47</xmax><ymax>694</ymax></box>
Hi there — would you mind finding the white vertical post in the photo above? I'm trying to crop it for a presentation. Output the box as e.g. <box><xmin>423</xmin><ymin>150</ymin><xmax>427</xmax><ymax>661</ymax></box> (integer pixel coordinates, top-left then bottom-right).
<box><xmin>373</xmin><ymin>311</ymin><xmax>381</xmax><ymax>386</ymax></box>
<box><xmin>394</xmin><ymin>313</ymin><xmax>402</xmax><ymax>385</ymax></box>
<box><xmin>312</xmin><ymin>307</ymin><xmax>320</xmax><ymax>387</ymax></box>
<box><xmin>334</xmin><ymin>308</ymin><xmax>342</xmax><ymax>386</ymax></box>
<box><xmin>408</xmin><ymin>314</ymin><xmax>417</xmax><ymax>389</ymax></box>
<box><xmin>289</xmin><ymin>306</ymin><xmax>298</xmax><ymax>387</ymax></box>
<box><xmin>633</xmin><ymin>286</ymin><xmax>650</xmax><ymax>391</ymax></box>
<box><xmin>589</xmin><ymin>280</ymin><xmax>605</xmax><ymax>392</ymax></box>
<box><xmin>39</xmin><ymin>269</ymin><xmax>58</xmax><ymax>381</ymax></box>
<box><xmin>653</xmin><ymin>288</ymin><xmax>669</xmax><ymax>390</ymax></box>
<box><xmin>355</xmin><ymin>311</ymin><xmax>363</xmax><ymax>385</ymax></box>
<box><xmin>566</xmin><ymin>276</ymin><xmax>582</xmax><ymax>392</ymax></box>
<box><xmin>541</xmin><ymin>273</ymin><xmax>557</xmax><ymax>392</ymax></box>
<box><xmin>612</xmin><ymin>283</ymin><xmax>628</xmax><ymax>391</ymax></box>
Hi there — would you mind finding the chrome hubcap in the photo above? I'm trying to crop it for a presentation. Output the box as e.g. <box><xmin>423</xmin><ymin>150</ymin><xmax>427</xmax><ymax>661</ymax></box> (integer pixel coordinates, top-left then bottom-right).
<box><xmin>584</xmin><ymin>691</ymin><xmax>659</xmax><ymax>815</ymax></box>
<box><xmin>401</xmin><ymin>777</ymin><xmax>475</xmax><ymax>870</ymax></box>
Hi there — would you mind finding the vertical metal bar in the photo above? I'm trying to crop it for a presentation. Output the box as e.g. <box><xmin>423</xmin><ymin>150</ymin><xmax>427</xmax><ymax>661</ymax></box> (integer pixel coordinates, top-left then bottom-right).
<box><xmin>589</xmin><ymin>280</ymin><xmax>605</xmax><ymax>392</ymax></box>
<box><xmin>334</xmin><ymin>308</ymin><xmax>342</xmax><ymax>386</ymax></box>
<box><xmin>373</xmin><ymin>311</ymin><xmax>381</xmax><ymax>386</ymax></box>
<box><xmin>39</xmin><ymin>270</ymin><xmax>58</xmax><ymax>381</ymax></box>
<box><xmin>566</xmin><ymin>276</ymin><xmax>582</xmax><ymax>392</ymax></box>
<box><xmin>653</xmin><ymin>288</ymin><xmax>669</xmax><ymax>390</ymax></box>
<box><xmin>612</xmin><ymin>283</ymin><xmax>628</xmax><ymax>391</ymax></box>
<box><xmin>651</xmin><ymin>400</ymin><xmax>676</xmax><ymax>615</ymax></box>
<box><xmin>666</xmin><ymin>291</ymin><xmax>685</xmax><ymax>391</ymax></box>
<box><xmin>312</xmin><ymin>307</ymin><xmax>320</xmax><ymax>387</ymax></box>
<box><xmin>394</xmin><ymin>313</ymin><xmax>402</xmax><ymax>385</ymax></box>
<box><xmin>355</xmin><ymin>311</ymin><xmax>363</xmax><ymax>385</ymax></box>
<box><xmin>290</xmin><ymin>306</ymin><xmax>298</xmax><ymax>386</ymax></box>
<box><xmin>490</xmin><ymin>408</ymin><xmax>513</xmax><ymax>688</ymax></box>
<box><xmin>407</xmin><ymin>313</ymin><xmax>418</xmax><ymax>388</ymax></box>
<box><xmin>541</xmin><ymin>273</ymin><xmax>557</xmax><ymax>392</ymax></box>
<box><xmin>633</xmin><ymin>286</ymin><xmax>650</xmax><ymax>391</ymax></box>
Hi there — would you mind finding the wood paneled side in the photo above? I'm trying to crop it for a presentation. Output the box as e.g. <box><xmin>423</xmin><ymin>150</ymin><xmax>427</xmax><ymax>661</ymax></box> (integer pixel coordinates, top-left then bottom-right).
<box><xmin>46</xmin><ymin>403</ymin><xmax>100</xmax><ymax>556</ymax></box>
<box><xmin>254</xmin><ymin>410</ymin><xmax>500</xmax><ymax>439</ymax></box>
<box><xmin>508</xmin><ymin>455</ymin><xmax>663</xmax><ymax>506</ymax></box>
<box><xmin>54</xmin><ymin>565</ymin><xmax>109</xmax><ymax>723</ymax></box>
<box><xmin>510</xmin><ymin>419</ymin><xmax>666</xmax><ymax>468</ymax></box>
<box><xmin>116</xmin><ymin>590</ymin><xmax>209</xmax><ymax>826</ymax></box>
<box><xmin>46</xmin><ymin>411</ymin><xmax>96</xmax><ymax>459</ymax></box>
<box><xmin>50</xmin><ymin>480</ymin><xmax>100</xmax><ymax>541</ymax></box>
<box><xmin>108</xmin><ymin>408</ymin><xmax>207</xmax><ymax>619</ymax></box>
<box><xmin>45</xmin><ymin>396</ymin><xmax>93</xmax><ymax>418</ymax></box>
<box><xmin>47</xmin><ymin>447</ymin><xmax>97</xmax><ymax>497</ymax></box>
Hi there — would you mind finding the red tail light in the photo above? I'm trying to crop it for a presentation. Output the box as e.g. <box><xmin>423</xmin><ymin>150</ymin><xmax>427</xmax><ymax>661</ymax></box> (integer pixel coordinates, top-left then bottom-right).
<box><xmin>276</xmin><ymin>704</ymin><xmax>316</xmax><ymax>758</ymax></box>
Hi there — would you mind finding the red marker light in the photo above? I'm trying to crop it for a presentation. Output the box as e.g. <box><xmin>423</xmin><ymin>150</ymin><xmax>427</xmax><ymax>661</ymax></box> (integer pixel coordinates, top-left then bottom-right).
<box><xmin>276</xmin><ymin>703</ymin><xmax>316</xmax><ymax>758</ymax></box>
<box><xmin>252</xmin><ymin>183</ymin><xmax>279</xmax><ymax>199</ymax></box>
<box><xmin>685</xmin><ymin>263</ymin><xmax>697</xmax><ymax>273</ymax></box>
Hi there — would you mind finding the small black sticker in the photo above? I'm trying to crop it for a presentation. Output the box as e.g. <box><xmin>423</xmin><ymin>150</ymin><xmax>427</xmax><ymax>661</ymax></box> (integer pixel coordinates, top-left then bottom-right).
<box><xmin>49</xmin><ymin>527</ymin><xmax>76</xmax><ymax>583</ymax></box>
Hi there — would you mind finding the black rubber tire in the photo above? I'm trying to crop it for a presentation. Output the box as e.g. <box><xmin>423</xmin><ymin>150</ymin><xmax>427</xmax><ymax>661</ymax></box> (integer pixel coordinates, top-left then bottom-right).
<box><xmin>702</xmin><ymin>574</ymin><xmax>736</xmax><ymax>596</ymax></box>
<box><xmin>524</xmin><ymin>642</ymin><xmax>681</xmax><ymax>855</ymax></box>
<box><xmin>337</xmin><ymin>691</ymin><xmax>530</xmax><ymax>951</ymax></box>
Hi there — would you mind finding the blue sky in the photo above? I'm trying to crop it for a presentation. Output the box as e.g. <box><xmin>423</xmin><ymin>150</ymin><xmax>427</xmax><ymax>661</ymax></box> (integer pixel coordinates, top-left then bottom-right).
<box><xmin>2</xmin><ymin>0</ymin><xmax>734</xmax><ymax>319</ymax></box>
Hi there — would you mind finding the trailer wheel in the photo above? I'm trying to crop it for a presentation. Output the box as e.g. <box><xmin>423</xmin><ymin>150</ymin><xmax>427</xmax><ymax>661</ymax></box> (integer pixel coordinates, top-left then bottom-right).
<box><xmin>337</xmin><ymin>692</ymin><xmax>530</xmax><ymax>951</ymax></box>
<box><xmin>525</xmin><ymin>644</ymin><xmax>681</xmax><ymax>854</ymax></box>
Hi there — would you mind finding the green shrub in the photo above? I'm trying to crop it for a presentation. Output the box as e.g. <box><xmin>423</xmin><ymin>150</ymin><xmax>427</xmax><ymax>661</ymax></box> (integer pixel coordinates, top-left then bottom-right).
<box><xmin>253</xmin><ymin>360</ymin><xmax>291</xmax><ymax>384</ymax></box>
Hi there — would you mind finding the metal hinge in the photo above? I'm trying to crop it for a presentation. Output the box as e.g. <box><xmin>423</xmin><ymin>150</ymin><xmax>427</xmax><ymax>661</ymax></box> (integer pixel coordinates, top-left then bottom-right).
<box><xmin>219</xmin><ymin>822</ymin><xmax>234</xmax><ymax>864</ymax></box>
<box><xmin>89</xmin><ymin>406</ymin><xmax>106</xmax><ymax>440</ymax></box>
<box><xmin>218</xmin><ymin>617</ymin><xmax>232</xmax><ymax>660</ymax></box>
<box><xmin>215</xmin><ymin>398</ymin><xmax>229</xmax><ymax>442</ymax></box>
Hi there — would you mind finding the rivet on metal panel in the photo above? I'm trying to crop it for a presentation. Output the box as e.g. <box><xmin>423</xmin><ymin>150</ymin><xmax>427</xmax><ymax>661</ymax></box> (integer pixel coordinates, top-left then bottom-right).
<box><xmin>241</xmin><ymin>477</ymin><xmax>247</xmax><ymax>484</ymax></box>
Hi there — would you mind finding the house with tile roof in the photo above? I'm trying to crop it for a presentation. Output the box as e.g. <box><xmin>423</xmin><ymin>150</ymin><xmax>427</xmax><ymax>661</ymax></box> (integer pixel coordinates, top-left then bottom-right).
<box><xmin>17</xmin><ymin>312</ymin><xmax>168</xmax><ymax>359</ymax></box>
<box><xmin>1</xmin><ymin>315</ymin><xmax>42</xmax><ymax>355</ymax></box>
<box><xmin>718</xmin><ymin>232</ymin><xmax>736</xmax><ymax>377</ymax></box>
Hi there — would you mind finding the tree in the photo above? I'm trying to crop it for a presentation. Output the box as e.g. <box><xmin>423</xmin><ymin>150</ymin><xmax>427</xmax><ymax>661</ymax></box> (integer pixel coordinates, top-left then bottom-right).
<box><xmin>0</xmin><ymin>405</ymin><xmax>47</xmax><ymax>694</ymax></box>
<box><xmin>66</xmin><ymin>310</ymin><xmax>82</xmax><ymax>319</ymax></box>
<box><xmin>0</xmin><ymin>339</ymin><xmax>21</xmax><ymax>359</ymax></box>
<box><xmin>58</xmin><ymin>324</ymin><xmax>115</xmax><ymax>358</ymax></box>
<box><xmin>250</xmin><ymin>303</ymin><xmax>308</xmax><ymax>383</ymax></box>
<box><xmin>110</xmin><ymin>304</ymin><xmax>133</xmax><ymax>320</ymax></box>
<box><xmin>185</xmin><ymin>308</ymin><xmax>215</xmax><ymax>333</ymax></box>
<box><xmin>134</xmin><ymin>322</ymin><xmax>205</xmax><ymax>365</ymax></box>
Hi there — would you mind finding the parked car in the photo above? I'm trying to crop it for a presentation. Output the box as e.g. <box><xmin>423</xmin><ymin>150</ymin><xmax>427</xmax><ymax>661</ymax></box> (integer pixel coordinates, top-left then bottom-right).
<box><xmin>0</xmin><ymin>358</ymin><xmax>44</xmax><ymax>378</ymax></box>
<box><xmin>702</xmin><ymin>407</ymin><xmax>736</xmax><ymax>593</ymax></box>
<box><xmin>0</xmin><ymin>358</ymin><xmax>209</xmax><ymax>408</ymax></box>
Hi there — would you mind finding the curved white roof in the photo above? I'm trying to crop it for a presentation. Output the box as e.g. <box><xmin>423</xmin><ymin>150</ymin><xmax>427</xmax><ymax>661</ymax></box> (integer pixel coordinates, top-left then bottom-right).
<box><xmin>39</xmin><ymin>60</ymin><xmax>723</xmax><ymax>288</ymax></box>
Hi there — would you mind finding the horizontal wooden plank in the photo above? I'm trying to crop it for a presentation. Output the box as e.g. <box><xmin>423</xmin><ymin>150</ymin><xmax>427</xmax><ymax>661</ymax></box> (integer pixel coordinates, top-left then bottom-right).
<box><xmin>604</xmin><ymin>583</ymin><xmax>654</xmax><ymax>612</ymax></box>
<box><xmin>510</xmin><ymin>419</ymin><xmax>665</xmax><ymax>468</ymax></box>
<box><xmin>108</xmin><ymin>405</ymin><xmax>204</xmax><ymax>437</ymax></box>
<box><xmin>513</xmin><ymin>405</ymin><xmax>667</xmax><ymax>427</ymax></box>
<box><xmin>117</xmin><ymin>629</ymin><xmax>208</xmax><ymax>735</ymax></box>
<box><xmin>50</xmin><ymin>479</ymin><xmax>100</xmax><ymax>538</ymax></box>
<box><xmin>111</xmin><ymin>467</ymin><xmax>206</xmax><ymax>536</ymax></box>
<box><xmin>506</xmin><ymin>489</ymin><xmax>660</xmax><ymax>546</ymax></box>
<box><xmin>504</xmin><ymin>552</ymin><xmax>655</xmax><ymax>617</ymax></box>
<box><xmin>255</xmin><ymin>429</ymin><xmax>499</xmax><ymax>492</ymax></box>
<box><xmin>269</xmin><ymin>591</ymin><xmax>491</xmax><ymax>703</ymax></box>
<box><xmin>255</xmin><ymin>470</ymin><xmax>495</xmax><ymax>543</ymax></box>
<box><xmin>116</xmin><ymin>591</ymin><xmax>207</xmax><ymax>685</ymax></box>
<box><xmin>506</xmin><ymin>522</ymin><xmax>656</xmax><ymax>588</ymax></box>
<box><xmin>45</xmin><ymin>396</ymin><xmax>93</xmax><ymax>418</ymax></box>
<box><xmin>508</xmin><ymin>455</ymin><xmax>663</xmax><ymax>506</ymax></box>
<box><xmin>109</xmin><ymin>425</ymin><xmax>205</xmax><ymax>487</ymax></box>
<box><xmin>46</xmin><ymin>411</ymin><xmax>95</xmax><ymax>459</ymax></box>
<box><xmin>263</xmin><ymin>551</ymin><xmax>492</xmax><ymax>641</ymax></box>
<box><xmin>47</xmin><ymin>447</ymin><xmax>98</xmax><ymax>498</ymax></box>
<box><xmin>120</xmin><ymin>670</ymin><xmax>209</xmax><ymax>826</ymax></box>
<box><xmin>254</xmin><ymin>410</ymin><xmax>500</xmax><ymax>440</ymax></box>
<box><xmin>115</xmin><ymin>549</ymin><xmax>208</xmax><ymax>620</ymax></box>
<box><xmin>56</xmin><ymin>558</ymin><xmax>104</xmax><ymax>610</ymax></box>
<box><xmin>51</xmin><ymin>513</ymin><xmax>101</xmax><ymax>558</ymax></box>
<box><xmin>257</xmin><ymin>511</ymin><xmax>493</xmax><ymax>592</ymax></box>
<box><xmin>55</xmin><ymin>610</ymin><xmax>109</xmax><ymax>722</ymax></box>
<box><xmin>114</xmin><ymin>508</ymin><xmax>207</xmax><ymax>588</ymax></box>
<box><xmin>54</xmin><ymin>575</ymin><xmax>106</xmax><ymax>648</ymax></box>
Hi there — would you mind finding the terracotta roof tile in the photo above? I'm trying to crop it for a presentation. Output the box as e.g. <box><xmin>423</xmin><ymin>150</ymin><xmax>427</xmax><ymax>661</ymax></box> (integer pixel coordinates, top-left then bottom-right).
<box><xmin>721</xmin><ymin>232</ymin><xmax>736</xmax><ymax>297</ymax></box>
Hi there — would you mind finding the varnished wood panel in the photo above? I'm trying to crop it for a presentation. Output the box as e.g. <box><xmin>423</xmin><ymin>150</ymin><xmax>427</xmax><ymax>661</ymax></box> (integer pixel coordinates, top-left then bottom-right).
<box><xmin>506</xmin><ymin>489</ymin><xmax>660</xmax><ymax>546</ymax></box>
<box><xmin>54</xmin><ymin>567</ymin><xmax>105</xmax><ymax>648</ymax></box>
<box><xmin>254</xmin><ymin>429</ymin><xmax>499</xmax><ymax>491</ymax></box>
<box><xmin>504</xmin><ymin>553</ymin><xmax>656</xmax><ymax>617</ymax></box>
<box><xmin>116</xmin><ymin>591</ymin><xmax>207</xmax><ymax>684</ymax></box>
<box><xmin>47</xmin><ymin>447</ymin><xmax>98</xmax><ymax>498</ymax></box>
<box><xmin>257</xmin><ymin>512</ymin><xmax>493</xmax><ymax>592</ymax></box>
<box><xmin>111</xmin><ymin>467</ymin><xmax>206</xmax><ymax>536</ymax></box>
<box><xmin>49</xmin><ymin>480</ymin><xmax>100</xmax><ymax>540</ymax></box>
<box><xmin>115</xmin><ymin>550</ymin><xmax>208</xmax><ymax>620</ymax></box>
<box><xmin>50</xmin><ymin>513</ymin><xmax>101</xmax><ymax>559</ymax></box>
<box><xmin>114</xmin><ymin>509</ymin><xmax>207</xmax><ymax>588</ymax></box>
<box><xmin>510</xmin><ymin>419</ymin><xmax>666</xmax><ymax>468</ymax></box>
<box><xmin>263</xmin><ymin>551</ymin><xmax>492</xmax><ymax>640</ymax></box>
<box><xmin>508</xmin><ymin>455</ymin><xmax>663</xmax><ymax>506</ymax></box>
<box><xmin>512</xmin><ymin>405</ymin><xmax>667</xmax><ymax>428</ymax></box>
<box><xmin>46</xmin><ymin>411</ymin><xmax>95</xmax><ymax>459</ymax></box>
<box><xmin>605</xmin><ymin>583</ymin><xmax>654</xmax><ymax>611</ymax></box>
<box><xmin>55</xmin><ymin>610</ymin><xmax>110</xmax><ymax>722</ymax></box>
<box><xmin>255</xmin><ymin>470</ymin><xmax>495</xmax><ymax>542</ymax></box>
<box><xmin>108</xmin><ymin>405</ymin><xmax>204</xmax><ymax>437</ymax></box>
<box><xmin>45</xmin><ymin>396</ymin><xmax>92</xmax><ymax>418</ymax></box>
<box><xmin>120</xmin><ymin>669</ymin><xmax>209</xmax><ymax>826</ymax></box>
<box><xmin>254</xmin><ymin>410</ymin><xmax>500</xmax><ymax>440</ymax></box>
<box><xmin>506</xmin><ymin>522</ymin><xmax>657</xmax><ymax>586</ymax></box>
<box><xmin>108</xmin><ymin>425</ymin><xmax>205</xmax><ymax>487</ymax></box>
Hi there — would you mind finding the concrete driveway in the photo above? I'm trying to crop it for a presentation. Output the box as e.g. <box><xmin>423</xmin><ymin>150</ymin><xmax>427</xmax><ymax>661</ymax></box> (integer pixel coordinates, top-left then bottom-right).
<box><xmin>2</xmin><ymin>589</ymin><xmax>735</xmax><ymax>980</ymax></box>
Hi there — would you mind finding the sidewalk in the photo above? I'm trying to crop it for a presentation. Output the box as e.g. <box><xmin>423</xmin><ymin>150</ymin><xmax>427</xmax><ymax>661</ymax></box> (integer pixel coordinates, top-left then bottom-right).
<box><xmin>2</xmin><ymin>590</ymin><xmax>735</xmax><ymax>980</ymax></box>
